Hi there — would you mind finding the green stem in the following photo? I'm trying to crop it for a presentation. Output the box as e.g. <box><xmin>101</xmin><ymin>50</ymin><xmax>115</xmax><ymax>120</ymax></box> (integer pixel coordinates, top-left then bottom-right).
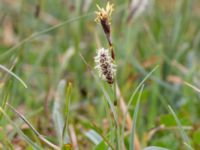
<box><xmin>112</xmin><ymin>81</ymin><xmax>121</xmax><ymax>150</ymax></box>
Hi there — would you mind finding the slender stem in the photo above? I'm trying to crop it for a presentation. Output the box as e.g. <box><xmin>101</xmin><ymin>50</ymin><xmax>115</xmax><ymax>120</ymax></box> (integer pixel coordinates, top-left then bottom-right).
<box><xmin>112</xmin><ymin>81</ymin><xmax>121</xmax><ymax>150</ymax></box>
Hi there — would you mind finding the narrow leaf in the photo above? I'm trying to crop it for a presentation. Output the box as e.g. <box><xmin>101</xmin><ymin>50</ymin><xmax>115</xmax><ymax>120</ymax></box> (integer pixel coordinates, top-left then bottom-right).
<box><xmin>0</xmin><ymin>64</ymin><xmax>27</xmax><ymax>88</ymax></box>
<box><xmin>129</xmin><ymin>85</ymin><xmax>144</xmax><ymax>150</ymax></box>
<box><xmin>168</xmin><ymin>105</ymin><xmax>192</xmax><ymax>149</ymax></box>
<box><xmin>122</xmin><ymin>66</ymin><xmax>158</xmax><ymax>145</ymax></box>
<box><xmin>0</xmin><ymin>107</ymin><xmax>41</xmax><ymax>149</ymax></box>
<box><xmin>62</xmin><ymin>82</ymin><xmax>72</xmax><ymax>144</ymax></box>
<box><xmin>85</xmin><ymin>130</ymin><xmax>102</xmax><ymax>145</ymax></box>
<box><xmin>143</xmin><ymin>146</ymin><xmax>169</xmax><ymax>150</ymax></box>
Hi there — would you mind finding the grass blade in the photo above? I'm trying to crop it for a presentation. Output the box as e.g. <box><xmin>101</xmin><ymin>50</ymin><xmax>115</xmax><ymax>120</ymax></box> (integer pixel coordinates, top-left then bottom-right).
<box><xmin>53</xmin><ymin>80</ymin><xmax>65</xmax><ymax>145</ymax></box>
<box><xmin>62</xmin><ymin>82</ymin><xmax>72</xmax><ymax>144</ymax></box>
<box><xmin>143</xmin><ymin>146</ymin><xmax>169</xmax><ymax>150</ymax></box>
<box><xmin>6</xmin><ymin>103</ymin><xmax>59</xmax><ymax>150</ymax></box>
<box><xmin>184</xmin><ymin>143</ymin><xmax>194</xmax><ymax>150</ymax></box>
<box><xmin>0</xmin><ymin>107</ymin><xmax>41</xmax><ymax>149</ymax></box>
<box><xmin>0</xmin><ymin>64</ymin><xmax>27</xmax><ymax>88</ymax></box>
<box><xmin>121</xmin><ymin>66</ymin><xmax>158</xmax><ymax>145</ymax></box>
<box><xmin>85</xmin><ymin>129</ymin><xmax>102</xmax><ymax>145</ymax></box>
<box><xmin>168</xmin><ymin>105</ymin><xmax>192</xmax><ymax>150</ymax></box>
<box><xmin>128</xmin><ymin>66</ymin><xmax>159</xmax><ymax>110</ymax></box>
<box><xmin>129</xmin><ymin>85</ymin><xmax>144</xmax><ymax>150</ymax></box>
<box><xmin>184</xmin><ymin>81</ymin><xmax>200</xmax><ymax>93</ymax></box>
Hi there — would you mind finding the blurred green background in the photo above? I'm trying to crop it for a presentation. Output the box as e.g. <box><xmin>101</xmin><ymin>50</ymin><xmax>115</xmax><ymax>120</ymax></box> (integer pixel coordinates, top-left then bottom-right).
<box><xmin>0</xmin><ymin>0</ymin><xmax>200</xmax><ymax>149</ymax></box>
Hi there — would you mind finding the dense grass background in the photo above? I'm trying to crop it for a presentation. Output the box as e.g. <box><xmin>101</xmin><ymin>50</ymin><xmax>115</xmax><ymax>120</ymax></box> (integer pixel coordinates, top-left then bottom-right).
<box><xmin>0</xmin><ymin>0</ymin><xmax>200</xmax><ymax>149</ymax></box>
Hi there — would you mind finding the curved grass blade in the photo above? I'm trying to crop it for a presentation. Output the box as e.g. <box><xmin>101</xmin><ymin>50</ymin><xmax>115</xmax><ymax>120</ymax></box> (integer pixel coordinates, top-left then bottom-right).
<box><xmin>143</xmin><ymin>146</ymin><xmax>169</xmax><ymax>150</ymax></box>
<box><xmin>184</xmin><ymin>81</ymin><xmax>200</xmax><ymax>93</ymax></box>
<box><xmin>121</xmin><ymin>66</ymin><xmax>159</xmax><ymax>144</ymax></box>
<box><xmin>0</xmin><ymin>64</ymin><xmax>27</xmax><ymax>88</ymax></box>
<box><xmin>0</xmin><ymin>107</ymin><xmax>41</xmax><ymax>149</ymax></box>
<box><xmin>129</xmin><ymin>85</ymin><xmax>144</xmax><ymax>150</ymax></box>
<box><xmin>184</xmin><ymin>142</ymin><xmax>194</xmax><ymax>150</ymax></box>
<box><xmin>0</xmin><ymin>13</ymin><xmax>93</xmax><ymax>60</ymax></box>
<box><xmin>127</xmin><ymin>66</ymin><xmax>159</xmax><ymax>110</ymax></box>
<box><xmin>168</xmin><ymin>105</ymin><xmax>193</xmax><ymax>150</ymax></box>
<box><xmin>6</xmin><ymin>103</ymin><xmax>59</xmax><ymax>150</ymax></box>
<box><xmin>85</xmin><ymin>130</ymin><xmax>102</xmax><ymax>145</ymax></box>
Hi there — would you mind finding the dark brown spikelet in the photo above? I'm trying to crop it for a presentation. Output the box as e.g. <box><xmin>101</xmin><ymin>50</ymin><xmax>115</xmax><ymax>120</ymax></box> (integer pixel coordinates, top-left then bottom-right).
<box><xmin>100</xmin><ymin>18</ymin><xmax>110</xmax><ymax>36</ymax></box>
<box><xmin>34</xmin><ymin>3</ymin><xmax>40</xmax><ymax>18</ymax></box>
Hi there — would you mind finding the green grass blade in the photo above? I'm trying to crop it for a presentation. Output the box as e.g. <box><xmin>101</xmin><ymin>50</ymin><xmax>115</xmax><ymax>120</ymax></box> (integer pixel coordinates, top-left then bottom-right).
<box><xmin>128</xmin><ymin>66</ymin><xmax>159</xmax><ymax>108</ymax></box>
<box><xmin>0</xmin><ymin>64</ymin><xmax>27</xmax><ymax>88</ymax></box>
<box><xmin>53</xmin><ymin>80</ymin><xmax>65</xmax><ymax>145</ymax></box>
<box><xmin>168</xmin><ymin>105</ymin><xmax>192</xmax><ymax>150</ymax></box>
<box><xmin>85</xmin><ymin>129</ymin><xmax>115</xmax><ymax>149</ymax></box>
<box><xmin>129</xmin><ymin>85</ymin><xmax>144</xmax><ymax>150</ymax></box>
<box><xmin>0</xmin><ymin>13</ymin><xmax>93</xmax><ymax>60</ymax></box>
<box><xmin>62</xmin><ymin>82</ymin><xmax>72</xmax><ymax>144</ymax></box>
<box><xmin>85</xmin><ymin>129</ymin><xmax>103</xmax><ymax>145</ymax></box>
<box><xmin>6</xmin><ymin>103</ymin><xmax>59</xmax><ymax>150</ymax></box>
<box><xmin>143</xmin><ymin>146</ymin><xmax>170</xmax><ymax>150</ymax></box>
<box><xmin>0</xmin><ymin>107</ymin><xmax>41</xmax><ymax>149</ymax></box>
<box><xmin>0</xmin><ymin>93</ymin><xmax>9</xmax><ymax>120</ymax></box>
<box><xmin>184</xmin><ymin>81</ymin><xmax>200</xmax><ymax>93</ymax></box>
<box><xmin>184</xmin><ymin>143</ymin><xmax>194</xmax><ymax>150</ymax></box>
<box><xmin>121</xmin><ymin>65</ymin><xmax>159</xmax><ymax>144</ymax></box>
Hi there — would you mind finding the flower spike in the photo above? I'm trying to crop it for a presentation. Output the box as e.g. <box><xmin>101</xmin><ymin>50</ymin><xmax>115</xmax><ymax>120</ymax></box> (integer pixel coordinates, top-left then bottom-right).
<box><xmin>94</xmin><ymin>48</ymin><xmax>116</xmax><ymax>84</ymax></box>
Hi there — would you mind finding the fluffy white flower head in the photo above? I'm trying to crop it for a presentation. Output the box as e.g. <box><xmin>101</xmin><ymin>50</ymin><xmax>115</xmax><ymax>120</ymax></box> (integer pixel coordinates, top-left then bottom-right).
<box><xmin>94</xmin><ymin>48</ymin><xmax>116</xmax><ymax>84</ymax></box>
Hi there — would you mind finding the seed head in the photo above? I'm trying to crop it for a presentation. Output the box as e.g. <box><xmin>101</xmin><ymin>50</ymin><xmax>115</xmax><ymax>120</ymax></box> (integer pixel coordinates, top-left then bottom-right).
<box><xmin>95</xmin><ymin>2</ymin><xmax>114</xmax><ymax>24</ymax></box>
<box><xmin>94</xmin><ymin>48</ymin><xmax>116</xmax><ymax>84</ymax></box>
<box><xmin>95</xmin><ymin>2</ymin><xmax>114</xmax><ymax>40</ymax></box>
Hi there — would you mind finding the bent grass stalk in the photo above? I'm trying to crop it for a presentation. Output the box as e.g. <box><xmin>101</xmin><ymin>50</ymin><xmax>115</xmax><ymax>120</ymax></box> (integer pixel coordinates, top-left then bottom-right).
<box><xmin>168</xmin><ymin>105</ymin><xmax>193</xmax><ymax>150</ymax></box>
<box><xmin>184</xmin><ymin>81</ymin><xmax>200</xmax><ymax>93</ymax></box>
<box><xmin>6</xmin><ymin>103</ymin><xmax>59</xmax><ymax>150</ymax></box>
<box><xmin>0</xmin><ymin>107</ymin><xmax>41</xmax><ymax>149</ymax></box>
<box><xmin>0</xmin><ymin>64</ymin><xmax>27</xmax><ymax>88</ymax></box>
